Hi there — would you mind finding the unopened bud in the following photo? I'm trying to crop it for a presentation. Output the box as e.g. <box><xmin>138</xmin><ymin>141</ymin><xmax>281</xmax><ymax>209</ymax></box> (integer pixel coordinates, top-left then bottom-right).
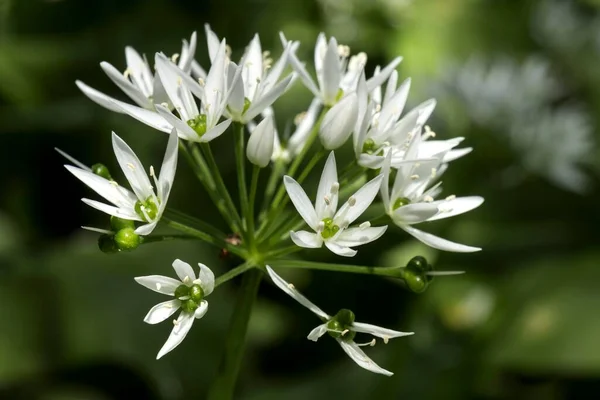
<box><xmin>247</xmin><ymin>116</ymin><xmax>275</xmax><ymax>167</ymax></box>
<box><xmin>114</xmin><ymin>227</ymin><xmax>142</xmax><ymax>251</ymax></box>
<box><xmin>319</xmin><ymin>93</ymin><xmax>358</xmax><ymax>150</ymax></box>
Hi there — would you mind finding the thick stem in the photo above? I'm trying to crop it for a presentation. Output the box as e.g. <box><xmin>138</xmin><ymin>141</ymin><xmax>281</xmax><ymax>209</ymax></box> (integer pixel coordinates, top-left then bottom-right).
<box><xmin>265</xmin><ymin>259</ymin><xmax>403</xmax><ymax>278</ymax></box>
<box><xmin>207</xmin><ymin>269</ymin><xmax>262</xmax><ymax>400</ymax></box>
<box><xmin>258</xmin><ymin>159</ymin><xmax>286</xmax><ymax>222</ymax></box>
<box><xmin>214</xmin><ymin>262</ymin><xmax>255</xmax><ymax>288</ymax></box>
<box><xmin>247</xmin><ymin>165</ymin><xmax>260</xmax><ymax>249</ymax></box>
<box><xmin>233</xmin><ymin>122</ymin><xmax>250</xmax><ymax>232</ymax></box>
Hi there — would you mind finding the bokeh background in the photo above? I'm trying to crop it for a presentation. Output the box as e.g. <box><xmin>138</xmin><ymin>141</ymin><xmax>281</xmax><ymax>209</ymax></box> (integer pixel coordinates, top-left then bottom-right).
<box><xmin>1</xmin><ymin>0</ymin><xmax>600</xmax><ymax>398</ymax></box>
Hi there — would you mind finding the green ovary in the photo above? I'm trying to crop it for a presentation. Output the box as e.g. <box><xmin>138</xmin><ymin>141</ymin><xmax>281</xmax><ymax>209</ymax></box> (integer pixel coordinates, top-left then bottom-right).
<box><xmin>175</xmin><ymin>284</ymin><xmax>205</xmax><ymax>313</ymax></box>
<box><xmin>393</xmin><ymin>197</ymin><xmax>411</xmax><ymax>210</ymax></box>
<box><xmin>320</xmin><ymin>218</ymin><xmax>340</xmax><ymax>239</ymax></box>
<box><xmin>187</xmin><ymin>114</ymin><xmax>207</xmax><ymax>137</ymax></box>
<box><xmin>135</xmin><ymin>197</ymin><xmax>159</xmax><ymax>221</ymax></box>
<box><xmin>327</xmin><ymin>309</ymin><xmax>357</xmax><ymax>341</ymax></box>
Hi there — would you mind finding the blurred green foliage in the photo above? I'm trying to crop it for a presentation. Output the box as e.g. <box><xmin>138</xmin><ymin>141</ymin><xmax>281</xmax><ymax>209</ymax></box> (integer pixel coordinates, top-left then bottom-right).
<box><xmin>1</xmin><ymin>0</ymin><xmax>600</xmax><ymax>399</ymax></box>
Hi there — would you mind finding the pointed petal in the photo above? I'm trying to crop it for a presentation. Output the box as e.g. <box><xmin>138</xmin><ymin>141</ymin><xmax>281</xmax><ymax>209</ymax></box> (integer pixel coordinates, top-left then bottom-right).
<box><xmin>334</xmin><ymin>175</ymin><xmax>383</xmax><ymax>226</ymax></box>
<box><xmin>194</xmin><ymin>300</ymin><xmax>209</xmax><ymax>319</ymax></box>
<box><xmin>156</xmin><ymin>312</ymin><xmax>195</xmax><ymax>359</ymax></box>
<box><xmin>334</xmin><ymin>226</ymin><xmax>387</xmax><ymax>247</ymax></box>
<box><xmin>352</xmin><ymin>322</ymin><xmax>414</xmax><ymax>340</ymax></box>
<box><xmin>307</xmin><ymin>323</ymin><xmax>329</xmax><ymax>342</ymax></box>
<box><xmin>380</xmin><ymin>153</ymin><xmax>392</xmax><ymax>211</ymax></box>
<box><xmin>76</xmin><ymin>80</ymin><xmax>129</xmax><ymax>113</ymax></box>
<box><xmin>143</xmin><ymin>299</ymin><xmax>181</xmax><ymax>324</ymax></box>
<box><xmin>55</xmin><ymin>148</ymin><xmax>90</xmax><ymax>171</ymax></box>
<box><xmin>134</xmin><ymin>220</ymin><xmax>159</xmax><ymax>236</ymax></box>
<box><xmin>378</xmin><ymin>78</ymin><xmax>411</xmax><ymax>132</ymax></box>
<box><xmin>428</xmin><ymin>196</ymin><xmax>484</xmax><ymax>221</ymax></box>
<box><xmin>155</xmin><ymin>104</ymin><xmax>198</xmax><ymax>141</ymax></box>
<box><xmin>100</xmin><ymin>61</ymin><xmax>151</xmax><ymax>109</ymax></box>
<box><xmin>324</xmin><ymin>241</ymin><xmax>357</xmax><ymax>257</ymax></box>
<box><xmin>401</xmin><ymin>225</ymin><xmax>481</xmax><ymax>253</ymax></box>
<box><xmin>178</xmin><ymin>31</ymin><xmax>198</xmax><ymax>72</ymax></box>
<box><xmin>65</xmin><ymin>165</ymin><xmax>137</xmax><ymax>208</ymax></box>
<box><xmin>288</xmin><ymin>98</ymin><xmax>322</xmax><ymax>155</ymax></box>
<box><xmin>112</xmin><ymin>132</ymin><xmax>154</xmax><ymax>201</ymax></box>
<box><xmin>283</xmin><ymin>176</ymin><xmax>318</xmax><ymax>230</ymax></box>
<box><xmin>197</xmin><ymin>263</ymin><xmax>215</xmax><ymax>296</ymax></box>
<box><xmin>135</xmin><ymin>275</ymin><xmax>182</xmax><ymax>295</ymax></box>
<box><xmin>287</xmin><ymin>46</ymin><xmax>320</xmax><ymax>98</ymax></box>
<box><xmin>199</xmin><ymin>119</ymin><xmax>231</xmax><ymax>142</ymax></box>
<box><xmin>265</xmin><ymin>266</ymin><xmax>329</xmax><ymax>319</ymax></box>
<box><xmin>125</xmin><ymin>47</ymin><xmax>153</xmax><ymax>98</ymax></box>
<box><xmin>321</xmin><ymin>37</ymin><xmax>341</xmax><ymax>105</ymax></box>
<box><xmin>81</xmin><ymin>198</ymin><xmax>140</xmax><ymax>220</ymax></box>
<box><xmin>392</xmin><ymin>203</ymin><xmax>439</xmax><ymax>224</ymax></box>
<box><xmin>172</xmin><ymin>259</ymin><xmax>196</xmax><ymax>283</ymax></box>
<box><xmin>366</xmin><ymin>56</ymin><xmax>402</xmax><ymax>93</ymax></box>
<box><xmin>155</xmin><ymin>54</ymin><xmax>198</xmax><ymax>121</ymax></box>
<box><xmin>290</xmin><ymin>230</ymin><xmax>323</xmax><ymax>248</ymax></box>
<box><xmin>336</xmin><ymin>339</ymin><xmax>393</xmax><ymax>376</ymax></box>
<box><xmin>244</xmin><ymin>75</ymin><xmax>294</xmax><ymax>122</ymax></box>
<box><xmin>203</xmin><ymin>40</ymin><xmax>227</xmax><ymax>127</ymax></box>
<box><xmin>319</xmin><ymin>92</ymin><xmax>358</xmax><ymax>150</ymax></box>
<box><xmin>157</xmin><ymin>128</ymin><xmax>179</xmax><ymax>205</ymax></box>
<box><xmin>315</xmin><ymin>152</ymin><xmax>338</xmax><ymax>218</ymax></box>
<box><xmin>204</xmin><ymin>24</ymin><xmax>221</xmax><ymax>62</ymax></box>
<box><xmin>112</xmin><ymin>100</ymin><xmax>173</xmax><ymax>133</ymax></box>
<box><xmin>444</xmin><ymin>147</ymin><xmax>472</xmax><ymax>162</ymax></box>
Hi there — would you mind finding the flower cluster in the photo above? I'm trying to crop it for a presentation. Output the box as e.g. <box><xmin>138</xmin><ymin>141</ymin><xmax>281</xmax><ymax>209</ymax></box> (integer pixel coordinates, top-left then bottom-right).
<box><xmin>60</xmin><ymin>26</ymin><xmax>482</xmax><ymax>378</ymax></box>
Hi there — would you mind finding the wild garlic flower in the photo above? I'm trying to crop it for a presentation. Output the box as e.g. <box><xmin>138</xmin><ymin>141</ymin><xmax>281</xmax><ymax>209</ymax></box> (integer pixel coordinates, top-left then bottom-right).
<box><xmin>204</xmin><ymin>25</ymin><xmax>295</xmax><ymax>124</ymax></box>
<box><xmin>64</xmin><ymin>129</ymin><xmax>178</xmax><ymax>235</ymax></box>
<box><xmin>380</xmin><ymin>153</ymin><xmax>483</xmax><ymax>252</ymax></box>
<box><xmin>135</xmin><ymin>259</ymin><xmax>214</xmax><ymax>359</ymax></box>
<box><xmin>76</xmin><ymin>32</ymin><xmax>197</xmax><ymax>113</ymax></box>
<box><xmin>282</xmin><ymin>32</ymin><xmax>401</xmax><ymax>107</ymax></box>
<box><xmin>266</xmin><ymin>266</ymin><xmax>413</xmax><ymax>376</ymax></box>
<box><xmin>284</xmin><ymin>152</ymin><xmax>386</xmax><ymax>257</ymax></box>
<box><xmin>246</xmin><ymin>115</ymin><xmax>275</xmax><ymax>167</ymax></box>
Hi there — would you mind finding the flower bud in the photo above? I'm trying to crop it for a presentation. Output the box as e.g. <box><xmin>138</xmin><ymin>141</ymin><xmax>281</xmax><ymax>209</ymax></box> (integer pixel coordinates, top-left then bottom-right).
<box><xmin>319</xmin><ymin>93</ymin><xmax>358</xmax><ymax>150</ymax></box>
<box><xmin>246</xmin><ymin>116</ymin><xmax>275</xmax><ymax>167</ymax></box>
<box><xmin>91</xmin><ymin>163</ymin><xmax>113</xmax><ymax>180</ymax></box>
<box><xmin>403</xmin><ymin>256</ymin><xmax>434</xmax><ymax>293</ymax></box>
<box><xmin>110</xmin><ymin>216</ymin><xmax>135</xmax><ymax>231</ymax></box>
<box><xmin>114</xmin><ymin>227</ymin><xmax>142</xmax><ymax>251</ymax></box>
<box><xmin>98</xmin><ymin>234</ymin><xmax>119</xmax><ymax>253</ymax></box>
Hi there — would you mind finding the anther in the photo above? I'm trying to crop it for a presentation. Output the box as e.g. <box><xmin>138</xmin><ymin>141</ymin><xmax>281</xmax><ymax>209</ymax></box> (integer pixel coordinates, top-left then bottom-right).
<box><xmin>183</xmin><ymin>276</ymin><xmax>191</xmax><ymax>284</ymax></box>
<box><xmin>150</xmin><ymin>166</ymin><xmax>156</xmax><ymax>177</ymax></box>
<box><xmin>173</xmin><ymin>319</ymin><xmax>179</xmax><ymax>326</ymax></box>
<box><xmin>383</xmin><ymin>336</ymin><xmax>389</xmax><ymax>344</ymax></box>
<box><xmin>127</xmin><ymin>163</ymin><xmax>135</xmax><ymax>170</ymax></box>
<box><xmin>431</xmin><ymin>168</ymin><xmax>437</xmax><ymax>178</ymax></box>
<box><xmin>324</xmin><ymin>195</ymin><xmax>331</xmax><ymax>206</ymax></box>
<box><xmin>177</xmin><ymin>77</ymin><xmax>182</xmax><ymax>86</ymax></box>
<box><xmin>294</xmin><ymin>112</ymin><xmax>306</xmax><ymax>125</ymax></box>
<box><xmin>331</xmin><ymin>182</ymin><xmax>340</xmax><ymax>194</ymax></box>
<box><xmin>198</xmin><ymin>78</ymin><xmax>205</xmax><ymax>87</ymax></box>
<box><xmin>410</xmin><ymin>174</ymin><xmax>419</xmax><ymax>180</ymax></box>
<box><xmin>156</xmin><ymin>283</ymin><xmax>162</xmax><ymax>291</ymax></box>
<box><xmin>287</xmin><ymin>283</ymin><xmax>295</xmax><ymax>290</ymax></box>
<box><xmin>424</xmin><ymin>195</ymin><xmax>434</xmax><ymax>202</ymax></box>
<box><xmin>446</xmin><ymin>195</ymin><xmax>456</xmax><ymax>201</ymax></box>
<box><xmin>161</xmin><ymin>102</ymin><xmax>169</xmax><ymax>108</ymax></box>
<box><xmin>359</xmin><ymin>221</ymin><xmax>371</xmax><ymax>229</ymax></box>
<box><xmin>341</xmin><ymin>329</ymin><xmax>350</xmax><ymax>336</ymax></box>
<box><xmin>171</xmin><ymin>53</ymin><xmax>180</xmax><ymax>63</ymax></box>
<box><xmin>348</xmin><ymin>196</ymin><xmax>356</xmax><ymax>206</ymax></box>
<box><xmin>123</xmin><ymin>68</ymin><xmax>131</xmax><ymax>78</ymax></box>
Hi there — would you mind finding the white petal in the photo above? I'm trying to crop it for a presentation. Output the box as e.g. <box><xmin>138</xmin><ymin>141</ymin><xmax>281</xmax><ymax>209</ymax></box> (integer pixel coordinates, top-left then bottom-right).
<box><xmin>65</xmin><ymin>165</ymin><xmax>137</xmax><ymax>208</ymax></box>
<box><xmin>155</xmin><ymin>104</ymin><xmax>198</xmax><ymax>141</ymax></box>
<box><xmin>319</xmin><ymin>93</ymin><xmax>358</xmax><ymax>150</ymax></box>
<box><xmin>156</xmin><ymin>312</ymin><xmax>195</xmax><ymax>359</ymax></box>
<box><xmin>315</xmin><ymin>151</ymin><xmax>338</xmax><ymax>218</ymax></box>
<box><xmin>288</xmin><ymin>98</ymin><xmax>322</xmax><ymax>154</ymax></box>
<box><xmin>243</xmin><ymin>34</ymin><xmax>263</xmax><ymax>100</ymax></box>
<box><xmin>378</xmin><ymin>78</ymin><xmax>411</xmax><ymax>132</ymax></box>
<box><xmin>157</xmin><ymin>128</ymin><xmax>179</xmax><ymax>204</ymax></box>
<box><xmin>307</xmin><ymin>323</ymin><xmax>329</xmax><ymax>342</ymax></box>
<box><xmin>125</xmin><ymin>47</ymin><xmax>153</xmax><ymax>98</ymax></box>
<box><xmin>76</xmin><ymin>80</ymin><xmax>128</xmax><ymax>113</ymax></box>
<box><xmin>286</xmin><ymin>43</ymin><xmax>320</xmax><ymax>98</ymax></box>
<box><xmin>55</xmin><ymin>148</ymin><xmax>90</xmax><ymax>171</ymax></box>
<box><xmin>100</xmin><ymin>61</ymin><xmax>151</xmax><ymax>109</ymax></box>
<box><xmin>336</xmin><ymin>339</ymin><xmax>393</xmax><ymax>376</ymax></box>
<box><xmin>283</xmin><ymin>176</ymin><xmax>318</xmax><ymax>230</ymax></box>
<box><xmin>246</xmin><ymin>116</ymin><xmax>275</xmax><ymax>167</ymax></box>
<box><xmin>135</xmin><ymin>275</ymin><xmax>182</xmax><ymax>295</ymax></box>
<box><xmin>320</xmin><ymin>37</ymin><xmax>341</xmax><ymax>105</ymax></box>
<box><xmin>427</xmin><ymin>196</ymin><xmax>484</xmax><ymax>221</ymax></box>
<box><xmin>401</xmin><ymin>225</ymin><xmax>481</xmax><ymax>253</ymax></box>
<box><xmin>204</xmin><ymin>24</ymin><xmax>221</xmax><ymax>62</ymax></box>
<box><xmin>265</xmin><ymin>266</ymin><xmax>329</xmax><ymax>319</ymax></box>
<box><xmin>392</xmin><ymin>203</ymin><xmax>439</xmax><ymax>224</ymax></box>
<box><xmin>244</xmin><ymin>75</ymin><xmax>294</xmax><ymax>122</ymax></box>
<box><xmin>334</xmin><ymin>226</ymin><xmax>387</xmax><ymax>247</ymax></box>
<box><xmin>178</xmin><ymin>31</ymin><xmax>197</xmax><ymax>72</ymax></box>
<box><xmin>143</xmin><ymin>299</ymin><xmax>181</xmax><ymax>324</ymax></box>
<box><xmin>203</xmin><ymin>40</ymin><xmax>227</xmax><ymax>127</ymax></box>
<box><xmin>155</xmin><ymin>54</ymin><xmax>198</xmax><ymax>121</ymax></box>
<box><xmin>290</xmin><ymin>230</ymin><xmax>323</xmax><ymax>248</ymax></box>
<box><xmin>380</xmin><ymin>152</ymin><xmax>392</xmax><ymax>211</ymax></box>
<box><xmin>334</xmin><ymin>175</ymin><xmax>383</xmax><ymax>226</ymax></box>
<box><xmin>81</xmin><ymin>198</ymin><xmax>140</xmax><ymax>220</ymax></box>
<box><xmin>226</xmin><ymin>62</ymin><xmax>245</xmax><ymax>115</ymax></box>
<box><xmin>112</xmin><ymin>132</ymin><xmax>154</xmax><ymax>201</ymax></box>
<box><xmin>197</xmin><ymin>263</ymin><xmax>215</xmax><ymax>296</ymax></box>
<box><xmin>112</xmin><ymin>100</ymin><xmax>173</xmax><ymax>133</ymax></box>
<box><xmin>352</xmin><ymin>322</ymin><xmax>414</xmax><ymax>340</ymax></box>
<box><xmin>324</xmin><ymin>241</ymin><xmax>357</xmax><ymax>257</ymax></box>
<box><xmin>134</xmin><ymin>220</ymin><xmax>159</xmax><ymax>236</ymax></box>
<box><xmin>366</xmin><ymin>56</ymin><xmax>402</xmax><ymax>93</ymax></box>
<box><xmin>199</xmin><ymin>119</ymin><xmax>232</xmax><ymax>143</ymax></box>
<box><xmin>195</xmin><ymin>300</ymin><xmax>209</xmax><ymax>319</ymax></box>
<box><xmin>444</xmin><ymin>147</ymin><xmax>472</xmax><ymax>162</ymax></box>
<box><xmin>172</xmin><ymin>259</ymin><xmax>196</xmax><ymax>283</ymax></box>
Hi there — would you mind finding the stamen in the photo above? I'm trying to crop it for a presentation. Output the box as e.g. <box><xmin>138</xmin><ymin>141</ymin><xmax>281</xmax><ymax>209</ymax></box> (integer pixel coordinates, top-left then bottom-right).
<box><xmin>198</xmin><ymin>78</ymin><xmax>205</xmax><ymax>87</ymax></box>
<box><xmin>173</xmin><ymin>319</ymin><xmax>179</xmax><ymax>326</ymax></box>
<box><xmin>294</xmin><ymin>112</ymin><xmax>307</xmax><ymax>125</ymax></box>
<box><xmin>287</xmin><ymin>283</ymin><xmax>295</xmax><ymax>290</ymax></box>
<box><xmin>155</xmin><ymin>283</ymin><xmax>162</xmax><ymax>291</ymax></box>
<box><xmin>317</xmin><ymin>221</ymin><xmax>325</xmax><ymax>232</ymax></box>
<box><xmin>383</xmin><ymin>336</ymin><xmax>390</xmax><ymax>344</ymax></box>
<box><xmin>331</xmin><ymin>182</ymin><xmax>340</xmax><ymax>194</ymax></box>
<box><xmin>424</xmin><ymin>195</ymin><xmax>434</xmax><ymax>202</ymax></box>
<box><xmin>445</xmin><ymin>195</ymin><xmax>456</xmax><ymax>201</ymax></box>
<box><xmin>423</xmin><ymin>125</ymin><xmax>436</xmax><ymax>139</ymax></box>
<box><xmin>431</xmin><ymin>168</ymin><xmax>437</xmax><ymax>178</ymax></box>
<box><xmin>183</xmin><ymin>276</ymin><xmax>191</xmax><ymax>284</ymax></box>
<box><xmin>123</xmin><ymin>68</ymin><xmax>131</xmax><ymax>78</ymax></box>
<box><xmin>359</xmin><ymin>221</ymin><xmax>371</xmax><ymax>229</ymax></box>
<box><xmin>171</xmin><ymin>53</ymin><xmax>180</xmax><ymax>63</ymax></box>
<box><xmin>410</xmin><ymin>174</ymin><xmax>419</xmax><ymax>180</ymax></box>
<box><xmin>161</xmin><ymin>102</ymin><xmax>169</xmax><ymax>108</ymax></box>
<box><xmin>337</xmin><ymin>44</ymin><xmax>350</xmax><ymax>57</ymax></box>
<box><xmin>127</xmin><ymin>163</ymin><xmax>135</xmax><ymax>170</ymax></box>
<box><xmin>341</xmin><ymin>329</ymin><xmax>350</xmax><ymax>336</ymax></box>
<box><xmin>348</xmin><ymin>196</ymin><xmax>356</xmax><ymax>207</ymax></box>
<box><xmin>357</xmin><ymin>339</ymin><xmax>377</xmax><ymax>347</ymax></box>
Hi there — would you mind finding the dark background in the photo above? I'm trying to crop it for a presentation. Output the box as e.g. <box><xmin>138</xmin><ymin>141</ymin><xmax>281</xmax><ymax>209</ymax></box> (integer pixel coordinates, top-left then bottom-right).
<box><xmin>1</xmin><ymin>0</ymin><xmax>600</xmax><ymax>398</ymax></box>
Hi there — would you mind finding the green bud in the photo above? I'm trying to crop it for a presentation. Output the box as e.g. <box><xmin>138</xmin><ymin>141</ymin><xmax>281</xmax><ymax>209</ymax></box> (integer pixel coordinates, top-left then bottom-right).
<box><xmin>110</xmin><ymin>216</ymin><xmax>135</xmax><ymax>231</ymax></box>
<box><xmin>91</xmin><ymin>163</ymin><xmax>113</xmax><ymax>180</ymax></box>
<box><xmin>403</xmin><ymin>256</ymin><xmax>434</xmax><ymax>293</ymax></box>
<box><xmin>134</xmin><ymin>197</ymin><xmax>159</xmax><ymax>222</ymax></box>
<box><xmin>114</xmin><ymin>228</ymin><xmax>142</xmax><ymax>251</ymax></box>
<box><xmin>174</xmin><ymin>284</ymin><xmax>190</xmax><ymax>299</ymax></box>
<box><xmin>403</xmin><ymin>271</ymin><xmax>428</xmax><ymax>293</ymax></box>
<box><xmin>98</xmin><ymin>234</ymin><xmax>119</xmax><ymax>253</ymax></box>
<box><xmin>320</xmin><ymin>217</ymin><xmax>340</xmax><ymax>239</ymax></box>
<box><xmin>181</xmin><ymin>299</ymin><xmax>199</xmax><ymax>313</ymax></box>
<box><xmin>243</xmin><ymin>97</ymin><xmax>252</xmax><ymax>114</ymax></box>
<box><xmin>190</xmin><ymin>284</ymin><xmax>204</xmax><ymax>303</ymax></box>
<box><xmin>393</xmin><ymin>197</ymin><xmax>411</xmax><ymax>210</ymax></box>
<box><xmin>187</xmin><ymin>114</ymin><xmax>208</xmax><ymax>137</ymax></box>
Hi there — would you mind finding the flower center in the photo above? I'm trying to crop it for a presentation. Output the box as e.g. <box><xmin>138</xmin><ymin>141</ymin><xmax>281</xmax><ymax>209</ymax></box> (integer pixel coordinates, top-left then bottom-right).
<box><xmin>135</xmin><ymin>197</ymin><xmax>159</xmax><ymax>222</ymax></box>
<box><xmin>187</xmin><ymin>114</ymin><xmax>208</xmax><ymax>137</ymax></box>
<box><xmin>174</xmin><ymin>283</ymin><xmax>205</xmax><ymax>313</ymax></box>
<box><xmin>320</xmin><ymin>217</ymin><xmax>340</xmax><ymax>239</ymax></box>
<box><xmin>243</xmin><ymin>97</ymin><xmax>252</xmax><ymax>114</ymax></box>
<box><xmin>327</xmin><ymin>309</ymin><xmax>356</xmax><ymax>341</ymax></box>
<box><xmin>393</xmin><ymin>197</ymin><xmax>411</xmax><ymax>210</ymax></box>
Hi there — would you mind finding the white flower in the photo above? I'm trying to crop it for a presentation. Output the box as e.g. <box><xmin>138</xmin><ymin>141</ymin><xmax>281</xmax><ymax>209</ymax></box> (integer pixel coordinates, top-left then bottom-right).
<box><xmin>76</xmin><ymin>32</ymin><xmax>197</xmax><ymax>113</ymax></box>
<box><xmin>266</xmin><ymin>266</ymin><xmax>413</xmax><ymax>376</ymax></box>
<box><xmin>64</xmin><ymin>129</ymin><xmax>178</xmax><ymax>235</ymax></box>
<box><xmin>319</xmin><ymin>92</ymin><xmax>358</xmax><ymax>149</ymax></box>
<box><xmin>135</xmin><ymin>259</ymin><xmax>214</xmax><ymax>359</ymax></box>
<box><xmin>282</xmin><ymin>32</ymin><xmax>401</xmax><ymax>106</ymax></box>
<box><xmin>287</xmin><ymin>98</ymin><xmax>322</xmax><ymax>156</ymax></box>
<box><xmin>380</xmin><ymin>152</ymin><xmax>483</xmax><ymax>252</ymax></box>
<box><xmin>283</xmin><ymin>152</ymin><xmax>386</xmax><ymax>257</ymax></box>
<box><xmin>247</xmin><ymin>115</ymin><xmax>275</xmax><ymax>167</ymax></box>
<box><xmin>204</xmin><ymin>25</ymin><xmax>295</xmax><ymax>124</ymax></box>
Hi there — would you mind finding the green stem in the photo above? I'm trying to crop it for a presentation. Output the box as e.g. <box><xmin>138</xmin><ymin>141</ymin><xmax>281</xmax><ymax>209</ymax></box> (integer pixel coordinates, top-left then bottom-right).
<box><xmin>141</xmin><ymin>234</ymin><xmax>196</xmax><ymax>244</ymax></box>
<box><xmin>248</xmin><ymin>165</ymin><xmax>260</xmax><ymax>249</ymax></box>
<box><xmin>207</xmin><ymin>269</ymin><xmax>262</xmax><ymax>400</ymax></box>
<box><xmin>214</xmin><ymin>262</ymin><xmax>255</xmax><ymax>288</ymax></box>
<box><xmin>266</xmin><ymin>259</ymin><xmax>402</xmax><ymax>278</ymax></box>
<box><xmin>163</xmin><ymin>218</ymin><xmax>247</xmax><ymax>259</ymax></box>
<box><xmin>164</xmin><ymin>208</ymin><xmax>227</xmax><ymax>239</ymax></box>
<box><xmin>265</xmin><ymin>245</ymin><xmax>303</xmax><ymax>259</ymax></box>
<box><xmin>200</xmin><ymin>143</ymin><xmax>243</xmax><ymax>233</ymax></box>
<box><xmin>233</xmin><ymin>122</ymin><xmax>249</xmax><ymax>231</ymax></box>
<box><xmin>258</xmin><ymin>159</ymin><xmax>286</xmax><ymax>222</ymax></box>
